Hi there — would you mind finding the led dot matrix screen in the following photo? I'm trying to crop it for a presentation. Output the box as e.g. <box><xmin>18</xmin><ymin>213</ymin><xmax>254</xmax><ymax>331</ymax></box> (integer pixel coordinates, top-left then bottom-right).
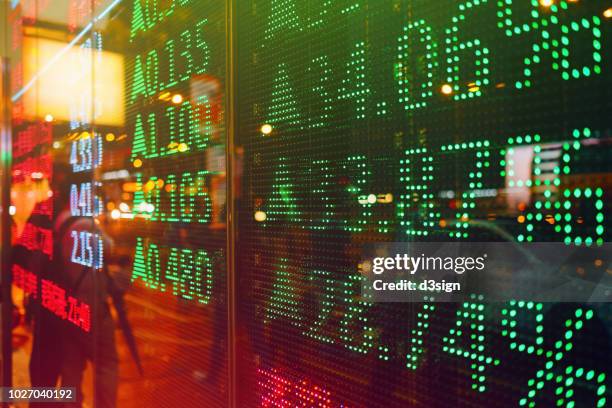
<box><xmin>235</xmin><ymin>0</ymin><xmax>611</xmax><ymax>407</ymax></box>
<box><xmin>2</xmin><ymin>0</ymin><xmax>612</xmax><ymax>407</ymax></box>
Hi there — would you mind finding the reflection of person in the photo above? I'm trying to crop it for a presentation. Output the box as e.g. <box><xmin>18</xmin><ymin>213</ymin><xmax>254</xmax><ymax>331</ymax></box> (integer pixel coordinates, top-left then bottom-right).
<box><xmin>10</xmin><ymin>169</ymin><xmax>63</xmax><ymax>407</ymax></box>
<box><xmin>56</xmin><ymin>217</ymin><xmax>119</xmax><ymax>408</ymax></box>
<box><xmin>14</xmin><ymin>161</ymin><xmax>121</xmax><ymax>407</ymax></box>
<box><xmin>50</xmin><ymin>165</ymin><xmax>119</xmax><ymax>408</ymax></box>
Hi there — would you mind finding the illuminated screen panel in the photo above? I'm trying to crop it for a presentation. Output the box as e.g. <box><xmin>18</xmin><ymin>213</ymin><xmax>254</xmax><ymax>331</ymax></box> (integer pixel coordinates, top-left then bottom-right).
<box><xmin>93</xmin><ymin>0</ymin><xmax>228</xmax><ymax>405</ymax></box>
<box><xmin>235</xmin><ymin>1</ymin><xmax>612</xmax><ymax>407</ymax></box>
<box><xmin>9</xmin><ymin>0</ymin><xmax>99</xmax><ymax>399</ymax></box>
<box><xmin>9</xmin><ymin>0</ymin><xmax>227</xmax><ymax>406</ymax></box>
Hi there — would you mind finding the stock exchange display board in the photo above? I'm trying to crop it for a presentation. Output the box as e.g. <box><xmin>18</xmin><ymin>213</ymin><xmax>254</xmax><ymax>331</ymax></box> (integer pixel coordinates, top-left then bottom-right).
<box><xmin>4</xmin><ymin>0</ymin><xmax>611</xmax><ymax>406</ymax></box>
<box><xmin>236</xmin><ymin>0</ymin><xmax>612</xmax><ymax>407</ymax></box>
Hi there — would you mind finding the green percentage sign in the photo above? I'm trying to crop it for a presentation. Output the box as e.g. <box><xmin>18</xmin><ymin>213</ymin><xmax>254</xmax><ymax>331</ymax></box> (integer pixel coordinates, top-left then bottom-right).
<box><xmin>497</xmin><ymin>0</ymin><xmax>603</xmax><ymax>88</ymax></box>
<box><xmin>502</xmin><ymin>301</ymin><xmax>607</xmax><ymax>407</ymax></box>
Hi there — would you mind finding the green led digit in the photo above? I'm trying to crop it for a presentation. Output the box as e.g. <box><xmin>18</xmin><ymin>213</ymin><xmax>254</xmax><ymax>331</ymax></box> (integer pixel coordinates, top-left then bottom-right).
<box><xmin>338</xmin><ymin>274</ymin><xmax>375</xmax><ymax>355</ymax></box>
<box><xmin>131</xmin><ymin>237</ymin><xmax>164</xmax><ymax>291</ymax></box>
<box><xmin>497</xmin><ymin>0</ymin><xmax>546</xmax><ymax>37</ymax></box>
<box><xmin>179</xmin><ymin>172</ymin><xmax>195</xmax><ymax>223</ymax></box>
<box><xmin>194</xmin><ymin>250</ymin><xmax>213</xmax><ymax>304</ymax></box>
<box><xmin>338</xmin><ymin>41</ymin><xmax>370</xmax><ymax>119</ymax></box>
<box><xmin>442</xmin><ymin>295</ymin><xmax>500</xmax><ymax>392</ymax></box>
<box><xmin>195</xmin><ymin>171</ymin><xmax>213</xmax><ymax>224</ymax></box>
<box><xmin>553</xmin><ymin>15</ymin><xmax>603</xmax><ymax>80</ymax></box>
<box><xmin>444</xmin><ymin>0</ymin><xmax>490</xmax><ymax>100</ymax></box>
<box><xmin>405</xmin><ymin>297</ymin><xmax>436</xmax><ymax>369</ymax></box>
<box><xmin>177</xmin><ymin>101</ymin><xmax>195</xmax><ymax>151</ymax></box>
<box><xmin>164</xmin><ymin>0</ymin><xmax>176</xmax><ymax>21</ymax></box>
<box><xmin>129</xmin><ymin>55</ymin><xmax>147</xmax><ymax>102</ymax></box>
<box><xmin>308</xmin><ymin>56</ymin><xmax>333</xmax><ymax>129</ymax></box>
<box><xmin>193</xmin><ymin>19</ymin><xmax>211</xmax><ymax>74</ymax></box>
<box><xmin>171</xmin><ymin>171</ymin><xmax>213</xmax><ymax>225</ymax></box>
<box><xmin>165</xmin><ymin>247</ymin><xmax>182</xmax><ymax>297</ymax></box>
<box><xmin>341</xmin><ymin>155</ymin><xmax>373</xmax><ymax>233</ymax></box>
<box><xmin>302</xmin><ymin>269</ymin><xmax>338</xmax><ymax>344</ymax></box>
<box><xmin>398</xmin><ymin>147</ymin><xmax>438</xmax><ymax>237</ymax></box>
<box><xmin>131</xmin><ymin>236</ymin><xmax>147</xmax><ymax>283</ymax></box>
<box><xmin>308</xmin><ymin>159</ymin><xmax>336</xmax><ymax>230</ymax></box>
<box><xmin>398</xmin><ymin>140</ymin><xmax>491</xmax><ymax>239</ymax></box>
<box><xmin>441</xmin><ymin>140</ymin><xmax>491</xmax><ymax>239</ymax></box>
<box><xmin>165</xmin><ymin>105</ymin><xmax>177</xmax><ymax>156</ymax></box>
<box><xmin>496</xmin><ymin>0</ymin><xmax>547</xmax><ymax>88</ymax></box>
<box><xmin>143</xmin><ymin>0</ymin><xmax>159</xmax><ymax>30</ymax></box>
<box><xmin>178</xmin><ymin>29</ymin><xmax>194</xmax><ymax>82</ymax></box>
<box><xmin>165</xmin><ymin>173</ymin><xmax>178</xmax><ymax>222</ymax></box>
<box><xmin>192</xmin><ymin>95</ymin><xmax>213</xmax><ymax>150</ymax></box>
<box><xmin>396</xmin><ymin>19</ymin><xmax>439</xmax><ymax>111</ymax></box>
<box><xmin>144</xmin><ymin>49</ymin><xmax>160</xmax><ymax>97</ymax></box>
<box><xmin>501</xmin><ymin>300</ymin><xmax>545</xmax><ymax>356</ymax></box>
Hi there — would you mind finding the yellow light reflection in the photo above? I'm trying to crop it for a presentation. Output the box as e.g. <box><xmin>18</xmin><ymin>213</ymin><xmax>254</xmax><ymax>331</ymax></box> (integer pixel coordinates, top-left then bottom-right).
<box><xmin>261</xmin><ymin>124</ymin><xmax>273</xmax><ymax>135</ymax></box>
<box><xmin>22</xmin><ymin>37</ymin><xmax>124</xmax><ymax>125</ymax></box>
<box><xmin>254</xmin><ymin>211</ymin><xmax>267</xmax><ymax>222</ymax></box>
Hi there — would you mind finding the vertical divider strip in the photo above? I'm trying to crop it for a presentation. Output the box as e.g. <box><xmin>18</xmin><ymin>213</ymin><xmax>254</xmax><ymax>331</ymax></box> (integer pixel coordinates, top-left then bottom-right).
<box><xmin>225</xmin><ymin>0</ymin><xmax>237</xmax><ymax>406</ymax></box>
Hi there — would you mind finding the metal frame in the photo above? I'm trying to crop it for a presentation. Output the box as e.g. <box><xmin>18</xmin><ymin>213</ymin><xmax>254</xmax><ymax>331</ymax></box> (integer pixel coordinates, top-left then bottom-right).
<box><xmin>0</xmin><ymin>56</ymin><xmax>13</xmax><ymax>395</ymax></box>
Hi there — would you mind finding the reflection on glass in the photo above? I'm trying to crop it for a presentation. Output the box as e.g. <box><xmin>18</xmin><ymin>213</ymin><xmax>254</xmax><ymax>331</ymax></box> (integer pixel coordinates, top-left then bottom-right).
<box><xmin>3</xmin><ymin>0</ymin><xmax>611</xmax><ymax>407</ymax></box>
<box><xmin>8</xmin><ymin>0</ymin><xmax>226</xmax><ymax>407</ymax></box>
